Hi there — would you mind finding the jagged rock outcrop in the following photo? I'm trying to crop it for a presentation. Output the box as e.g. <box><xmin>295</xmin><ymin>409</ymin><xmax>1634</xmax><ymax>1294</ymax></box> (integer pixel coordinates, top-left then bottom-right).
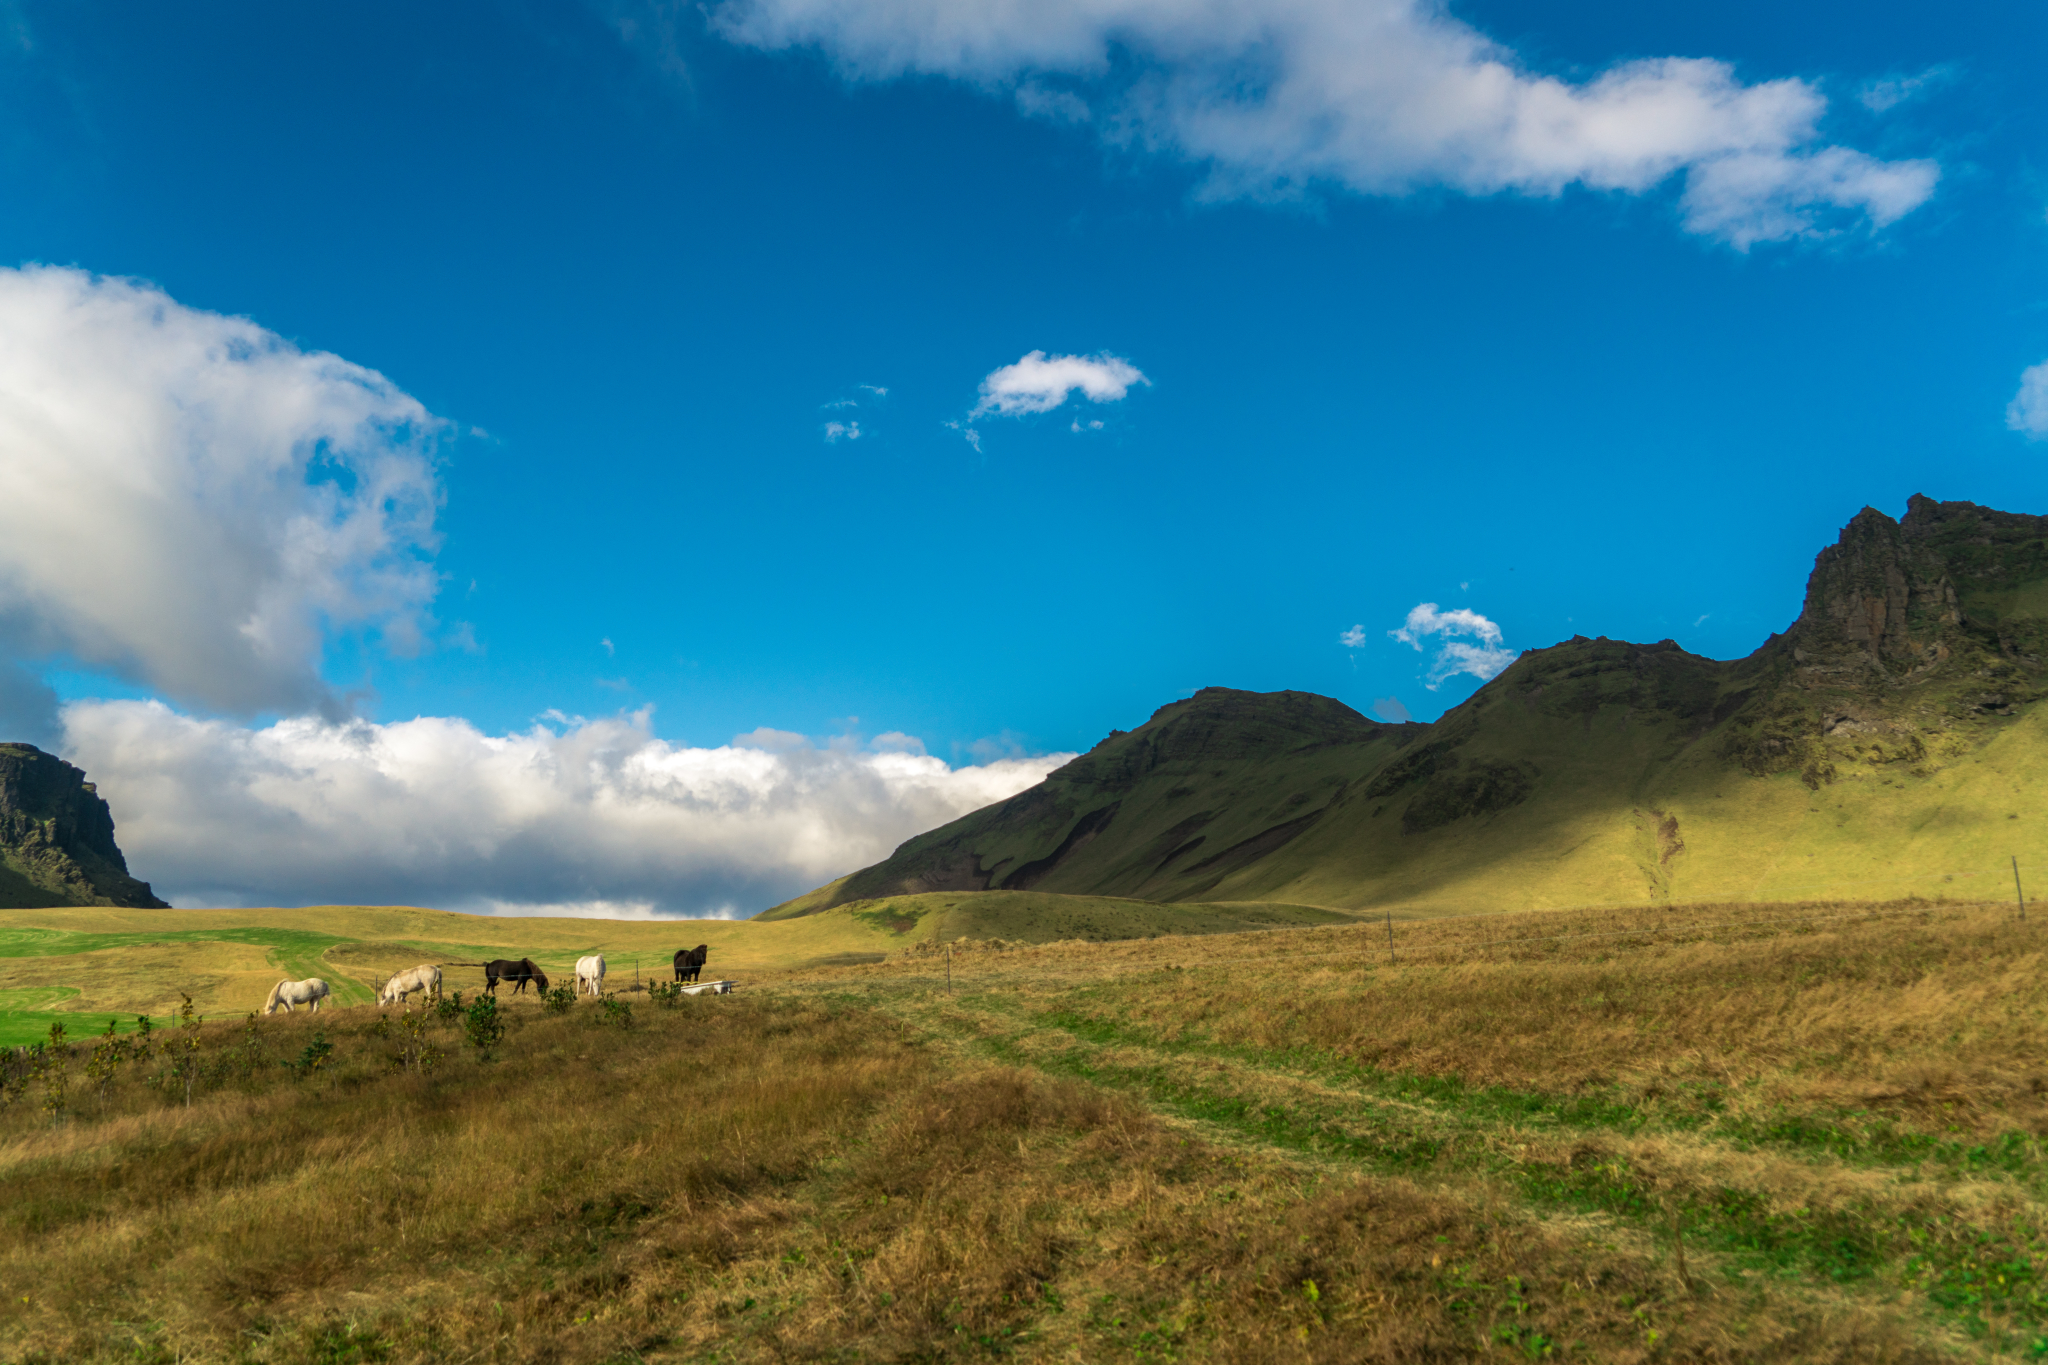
<box><xmin>0</xmin><ymin>744</ymin><xmax>169</xmax><ymax>909</ymax></box>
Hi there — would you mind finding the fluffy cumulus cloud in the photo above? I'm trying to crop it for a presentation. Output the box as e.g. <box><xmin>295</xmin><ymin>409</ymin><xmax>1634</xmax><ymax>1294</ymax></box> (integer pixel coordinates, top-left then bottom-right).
<box><xmin>708</xmin><ymin>0</ymin><xmax>1938</xmax><ymax>247</ymax></box>
<box><xmin>0</xmin><ymin>266</ymin><xmax>444</xmax><ymax>728</ymax></box>
<box><xmin>62</xmin><ymin>701</ymin><xmax>1069</xmax><ymax>916</ymax></box>
<box><xmin>972</xmin><ymin>350</ymin><xmax>1148</xmax><ymax>418</ymax></box>
<box><xmin>2008</xmin><ymin>361</ymin><xmax>2048</xmax><ymax>439</ymax></box>
<box><xmin>1390</xmin><ymin>602</ymin><xmax>1518</xmax><ymax>689</ymax></box>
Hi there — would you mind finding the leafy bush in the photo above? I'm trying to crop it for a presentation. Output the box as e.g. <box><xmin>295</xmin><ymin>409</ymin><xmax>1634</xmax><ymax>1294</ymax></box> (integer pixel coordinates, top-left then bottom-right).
<box><xmin>463</xmin><ymin>994</ymin><xmax>504</xmax><ymax>1057</ymax></box>
<box><xmin>288</xmin><ymin>1034</ymin><xmax>334</xmax><ymax>1079</ymax></box>
<box><xmin>435</xmin><ymin>990</ymin><xmax>465</xmax><ymax>1023</ymax></box>
<box><xmin>542</xmin><ymin>985</ymin><xmax>576</xmax><ymax>1014</ymax></box>
<box><xmin>649</xmin><ymin>981</ymin><xmax>682</xmax><ymax>1009</ymax></box>
<box><xmin>596</xmin><ymin>997</ymin><xmax>633</xmax><ymax>1030</ymax></box>
<box><xmin>392</xmin><ymin>1012</ymin><xmax>441</xmax><ymax>1073</ymax></box>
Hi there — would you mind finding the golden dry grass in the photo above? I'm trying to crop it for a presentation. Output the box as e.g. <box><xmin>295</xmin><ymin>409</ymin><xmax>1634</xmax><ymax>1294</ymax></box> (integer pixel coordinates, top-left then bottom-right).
<box><xmin>2</xmin><ymin>898</ymin><xmax>2045</xmax><ymax>1361</ymax></box>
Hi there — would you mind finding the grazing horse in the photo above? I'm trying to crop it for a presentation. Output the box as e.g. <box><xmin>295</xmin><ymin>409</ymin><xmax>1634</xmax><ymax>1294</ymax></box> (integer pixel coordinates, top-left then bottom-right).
<box><xmin>674</xmin><ymin>944</ymin><xmax>708</xmax><ymax>983</ymax></box>
<box><xmin>483</xmin><ymin>958</ymin><xmax>549</xmax><ymax>996</ymax></box>
<box><xmin>575</xmin><ymin>954</ymin><xmax>606</xmax><ymax>997</ymax></box>
<box><xmin>263</xmin><ymin>978</ymin><xmax>331</xmax><ymax>1015</ymax></box>
<box><xmin>378</xmin><ymin>964</ymin><xmax>441</xmax><ymax>1007</ymax></box>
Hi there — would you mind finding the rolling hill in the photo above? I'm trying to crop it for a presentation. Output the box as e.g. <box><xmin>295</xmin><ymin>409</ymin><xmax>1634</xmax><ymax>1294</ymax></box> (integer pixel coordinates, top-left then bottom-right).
<box><xmin>767</xmin><ymin>495</ymin><xmax>2048</xmax><ymax>917</ymax></box>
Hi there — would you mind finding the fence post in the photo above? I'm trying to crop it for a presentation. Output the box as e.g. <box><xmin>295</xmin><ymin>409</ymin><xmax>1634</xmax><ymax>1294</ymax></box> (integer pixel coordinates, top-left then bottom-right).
<box><xmin>1386</xmin><ymin>910</ymin><xmax>1395</xmax><ymax>964</ymax></box>
<box><xmin>946</xmin><ymin>944</ymin><xmax>953</xmax><ymax>996</ymax></box>
<box><xmin>2015</xmin><ymin>856</ymin><xmax>2027</xmax><ymax>924</ymax></box>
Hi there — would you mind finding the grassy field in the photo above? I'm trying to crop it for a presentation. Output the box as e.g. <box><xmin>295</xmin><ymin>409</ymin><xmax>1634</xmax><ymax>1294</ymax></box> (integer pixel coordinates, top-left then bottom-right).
<box><xmin>0</xmin><ymin>894</ymin><xmax>1354</xmax><ymax>1046</ymax></box>
<box><xmin>1</xmin><ymin>896</ymin><xmax>2044</xmax><ymax>1361</ymax></box>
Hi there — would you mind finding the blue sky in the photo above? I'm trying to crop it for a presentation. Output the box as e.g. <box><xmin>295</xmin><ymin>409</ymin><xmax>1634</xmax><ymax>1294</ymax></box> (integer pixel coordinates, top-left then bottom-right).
<box><xmin>0</xmin><ymin>0</ymin><xmax>2043</xmax><ymax>912</ymax></box>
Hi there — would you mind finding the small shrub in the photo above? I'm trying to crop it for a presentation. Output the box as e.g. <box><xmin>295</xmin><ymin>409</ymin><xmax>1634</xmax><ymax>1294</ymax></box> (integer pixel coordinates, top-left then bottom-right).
<box><xmin>649</xmin><ymin>981</ymin><xmax>682</xmax><ymax>1009</ymax></box>
<box><xmin>542</xmin><ymin>985</ymin><xmax>576</xmax><ymax>1015</ymax></box>
<box><xmin>45</xmin><ymin>1019</ymin><xmax>66</xmax><ymax>1048</ymax></box>
<box><xmin>463</xmin><ymin>994</ymin><xmax>504</xmax><ymax>1057</ymax></box>
<box><xmin>36</xmin><ymin>1046</ymin><xmax>65</xmax><ymax>1123</ymax></box>
<box><xmin>84</xmin><ymin>1027</ymin><xmax>125</xmax><ymax>1096</ymax></box>
<box><xmin>596</xmin><ymin>997</ymin><xmax>633</xmax><ymax>1030</ymax></box>
<box><xmin>392</xmin><ymin>1012</ymin><xmax>441</xmax><ymax>1073</ymax></box>
<box><xmin>434</xmin><ymin>990</ymin><xmax>464</xmax><ymax>1023</ymax></box>
<box><xmin>288</xmin><ymin>1033</ymin><xmax>334</xmax><ymax>1079</ymax></box>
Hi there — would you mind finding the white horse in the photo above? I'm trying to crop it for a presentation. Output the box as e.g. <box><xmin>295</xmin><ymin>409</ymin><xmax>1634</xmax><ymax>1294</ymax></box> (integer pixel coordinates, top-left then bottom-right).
<box><xmin>262</xmin><ymin>978</ymin><xmax>331</xmax><ymax>1015</ymax></box>
<box><xmin>379</xmin><ymin>964</ymin><xmax>441</xmax><ymax>1007</ymax></box>
<box><xmin>575</xmin><ymin>954</ymin><xmax>606</xmax><ymax>997</ymax></box>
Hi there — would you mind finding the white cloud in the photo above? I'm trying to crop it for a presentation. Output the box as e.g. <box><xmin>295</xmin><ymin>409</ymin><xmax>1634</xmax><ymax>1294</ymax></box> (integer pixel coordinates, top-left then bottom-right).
<box><xmin>1370</xmin><ymin>696</ymin><xmax>1412</xmax><ymax>723</ymax></box>
<box><xmin>708</xmin><ymin>0</ymin><xmax>1938</xmax><ymax>247</ymax></box>
<box><xmin>824</xmin><ymin>419</ymin><xmax>863</xmax><ymax>442</ymax></box>
<box><xmin>0</xmin><ymin>266</ymin><xmax>444</xmax><ymax>726</ymax></box>
<box><xmin>1859</xmin><ymin>67</ymin><xmax>1952</xmax><ymax>114</ymax></box>
<box><xmin>61</xmin><ymin>700</ymin><xmax>1070</xmax><ymax>917</ymax></box>
<box><xmin>971</xmin><ymin>350</ymin><xmax>1148</xmax><ymax>418</ymax></box>
<box><xmin>2008</xmin><ymin>361</ymin><xmax>2048</xmax><ymax>439</ymax></box>
<box><xmin>1390</xmin><ymin>601</ymin><xmax>1519</xmax><ymax>689</ymax></box>
<box><xmin>1339</xmin><ymin>624</ymin><xmax>1367</xmax><ymax>649</ymax></box>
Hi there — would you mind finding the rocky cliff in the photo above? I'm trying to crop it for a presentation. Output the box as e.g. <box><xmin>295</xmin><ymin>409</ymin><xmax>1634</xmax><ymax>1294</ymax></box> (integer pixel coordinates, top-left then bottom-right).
<box><xmin>0</xmin><ymin>744</ymin><xmax>169</xmax><ymax>909</ymax></box>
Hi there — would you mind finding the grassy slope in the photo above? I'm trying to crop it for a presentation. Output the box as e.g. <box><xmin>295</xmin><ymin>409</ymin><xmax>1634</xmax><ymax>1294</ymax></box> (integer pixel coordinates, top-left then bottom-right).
<box><xmin>0</xmin><ymin>903</ymin><xmax>917</xmax><ymax>1044</ymax></box>
<box><xmin>767</xmin><ymin>503</ymin><xmax>2048</xmax><ymax>925</ymax></box>
<box><xmin>0</xmin><ymin>894</ymin><xmax>1354</xmax><ymax>1045</ymax></box>
<box><xmin>824</xmin><ymin>890</ymin><xmax>1351</xmax><ymax>947</ymax></box>
<box><xmin>774</xmin><ymin>653</ymin><xmax>2048</xmax><ymax>925</ymax></box>
<box><xmin>1213</xmin><ymin>665</ymin><xmax>2048</xmax><ymax>915</ymax></box>
<box><xmin>3</xmin><ymin>898</ymin><xmax>2043</xmax><ymax>1362</ymax></box>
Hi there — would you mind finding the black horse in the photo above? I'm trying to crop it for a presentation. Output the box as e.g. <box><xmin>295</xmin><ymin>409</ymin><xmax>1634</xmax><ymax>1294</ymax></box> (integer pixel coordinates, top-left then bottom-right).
<box><xmin>484</xmin><ymin>958</ymin><xmax>550</xmax><ymax>996</ymax></box>
<box><xmin>673</xmin><ymin>944</ymin><xmax>708</xmax><ymax>984</ymax></box>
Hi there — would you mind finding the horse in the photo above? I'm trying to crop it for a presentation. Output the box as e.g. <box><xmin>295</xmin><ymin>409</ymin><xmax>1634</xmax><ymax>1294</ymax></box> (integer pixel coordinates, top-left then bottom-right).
<box><xmin>378</xmin><ymin>964</ymin><xmax>441</xmax><ymax>1008</ymax></box>
<box><xmin>673</xmin><ymin>944</ymin><xmax>708</xmax><ymax>983</ymax></box>
<box><xmin>263</xmin><ymin>978</ymin><xmax>331</xmax><ymax>1015</ymax></box>
<box><xmin>575</xmin><ymin>954</ymin><xmax>606</xmax><ymax>997</ymax></box>
<box><xmin>483</xmin><ymin>958</ymin><xmax>549</xmax><ymax>996</ymax></box>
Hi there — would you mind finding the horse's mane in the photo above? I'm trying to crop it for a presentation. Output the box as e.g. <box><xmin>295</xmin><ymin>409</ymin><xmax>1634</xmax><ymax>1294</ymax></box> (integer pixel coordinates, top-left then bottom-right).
<box><xmin>263</xmin><ymin>979</ymin><xmax>286</xmax><ymax>1010</ymax></box>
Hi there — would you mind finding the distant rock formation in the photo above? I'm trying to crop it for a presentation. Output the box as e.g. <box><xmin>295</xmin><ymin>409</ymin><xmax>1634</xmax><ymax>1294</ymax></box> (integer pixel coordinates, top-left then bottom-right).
<box><xmin>0</xmin><ymin>743</ymin><xmax>169</xmax><ymax>909</ymax></box>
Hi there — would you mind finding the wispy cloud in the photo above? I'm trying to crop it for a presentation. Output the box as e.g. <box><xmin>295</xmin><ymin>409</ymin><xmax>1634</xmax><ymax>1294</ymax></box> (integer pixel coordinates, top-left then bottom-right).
<box><xmin>1859</xmin><ymin>66</ymin><xmax>1955</xmax><ymax>114</ymax></box>
<box><xmin>824</xmin><ymin>419</ymin><xmax>862</xmax><ymax>442</ymax></box>
<box><xmin>2009</xmin><ymin>361</ymin><xmax>2048</xmax><ymax>438</ymax></box>
<box><xmin>1371</xmin><ymin>696</ymin><xmax>1412</xmax><ymax>723</ymax></box>
<box><xmin>1339</xmin><ymin>624</ymin><xmax>1368</xmax><ymax>649</ymax></box>
<box><xmin>1390</xmin><ymin>603</ymin><xmax>1519</xmax><ymax>690</ymax></box>
<box><xmin>709</xmin><ymin>0</ymin><xmax>1939</xmax><ymax>248</ymax></box>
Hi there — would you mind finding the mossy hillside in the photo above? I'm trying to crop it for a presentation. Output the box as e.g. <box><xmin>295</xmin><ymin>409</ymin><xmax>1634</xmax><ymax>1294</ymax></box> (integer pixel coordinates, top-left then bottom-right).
<box><xmin>781</xmin><ymin>498</ymin><xmax>2048</xmax><ymax>922</ymax></box>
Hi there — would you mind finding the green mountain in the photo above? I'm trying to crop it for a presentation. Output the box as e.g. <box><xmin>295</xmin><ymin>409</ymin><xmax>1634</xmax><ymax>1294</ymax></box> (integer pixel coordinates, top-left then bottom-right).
<box><xmin>0</xmin><ymin>744</ymin><xmax>169</xmax><ymax>909</ymax></box>
<box><xmin>764</xmin><ymin>495</ymin><xmax>2048</xmax><ymax>918</ymax></box>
